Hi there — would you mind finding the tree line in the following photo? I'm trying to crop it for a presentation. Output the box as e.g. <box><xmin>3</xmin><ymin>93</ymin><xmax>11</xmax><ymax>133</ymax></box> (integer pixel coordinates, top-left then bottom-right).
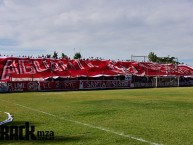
<box><xmin>45</xmin><ymin>51</ymin><xmax>81</xmax><ymax>59</ymax></box>
<box><xmin>148</xmin><ymin>52</ymin><xmax>178</xmax><ymax>64</ymax></box>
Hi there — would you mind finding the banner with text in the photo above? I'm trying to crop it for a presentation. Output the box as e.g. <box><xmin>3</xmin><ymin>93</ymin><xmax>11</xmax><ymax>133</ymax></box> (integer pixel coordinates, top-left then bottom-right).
<box><xmin>39</xmin><ymin>81</ymin><xmax>80</xmax><ymax>91</ymax></box>
<box><xmin>0</xmin><ymin>82</ymin><xmax>8</xmax><ymax>92</ymax></box>
<box><xmin>7</xmin><ymin>81</ymin><xmax>39</xmax><ymax>92</ymax></box>
<box><xmin>80</xmin><ymin>80</ymin><xmax>131</xmax><ymax>89</ymax></box>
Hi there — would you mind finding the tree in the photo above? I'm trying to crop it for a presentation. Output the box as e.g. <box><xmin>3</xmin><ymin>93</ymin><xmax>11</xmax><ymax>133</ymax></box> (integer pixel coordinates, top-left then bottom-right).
<box><xmin>169</xmin><ymin>57</ymin><xmax>176</xmax><ymax>64</ymax></box>
<box><xmin>148</xmin><ymin>52</ymin><xmax>177</xmax><ymax>64</ymax></box>
<box><xmin>61</xmin><ymin>53</ymin><xmax>68</xmax><ymax>59</ymax></box>
<box><xmin>46</xmin><ymin>54</ymin><xmax>51</xmax><ymax>58</ymax></box>
<box><xmin>74</xmin><ymin>52</ymin><xmax>82</xmax><ymax>59</ymax></box>
<box><xmin>53</xmin><ymin>51</ymin><xmax>58</xmax><ymax>59</ymax></box>
<box><xmin>148</xmin><ymin>52</ymin><xmax>157</xmax><ymax>62</ymax></box>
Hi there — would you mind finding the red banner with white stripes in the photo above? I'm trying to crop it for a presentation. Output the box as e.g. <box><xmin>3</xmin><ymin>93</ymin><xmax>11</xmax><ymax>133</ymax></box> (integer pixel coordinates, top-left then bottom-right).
<box><xmin>1</xmin><ymin>57</ymin><xmax>193</xmax><ymax>81</ymax></box>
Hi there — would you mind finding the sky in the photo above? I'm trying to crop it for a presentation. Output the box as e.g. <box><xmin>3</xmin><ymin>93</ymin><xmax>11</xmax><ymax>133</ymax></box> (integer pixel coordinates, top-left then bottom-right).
<box><xmin>0</xmin><ymin>0</ymin><xmax>193</xmax><ymax>66</ymax></box>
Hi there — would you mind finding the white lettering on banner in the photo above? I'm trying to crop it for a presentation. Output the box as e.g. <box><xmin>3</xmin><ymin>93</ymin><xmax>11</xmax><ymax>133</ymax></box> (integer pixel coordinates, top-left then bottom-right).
<box><xmin>83</xmin><ymin>81</ymin><xmax>130</xmax><ymax>89</ymax></box>
<box><xmin>18</xmin><ymin>60</ymin><xmax>23</xmax><ymax>74</ymax></box>
<box><xmin>1</xmin><ymin>60</ymin><xmax>19</xmax><ymax>80</ymax></box>
<box><xmin>2</xmin><ymin>60</ymin><xmax>50</xmax><ymax>80</ymax></box>
<box><xmin>134</xmin><ymin>83</ymin><xmax>152</xmax><ymax>88</ymax></box>
<box><xmin>6</xmin><ymin>81</ymin><xmax>39</xmax><ymax>92</ymax></box>
<box><xmin>19</xmin><ymin>60</ymin><xmax>36</xmax><ymax>74</ymax></box>
<box><xmin>39</xmin><ymin>81</ymin><xmax>80</xmax><ymax>91</ymax></box>
<box><xmin>68</xmin><ymin>62</ymin><xmax>76</xmax><ymax>70</ymax></box>
<box><xmin>55</xmin><ymin>81</ymin><xmax>60</xmax><ymax>88</ymax></box>
<box><xmin>43</xmin><ymin>60</ymin><xmax>50</xmax><ymax>69</ymax></box>
<box><xmin>50</xmin><ymin>61</ymin><xmax>63</xmax><ymax>71</ymax></box>
<box><xmin>0</xmin><ymin>83</ymin><xmax>8</xmax><ymax>92</ymax></box>
<box><xmin>27</xmin><ymin>82</ymin><xmax>39</xmax><ymax>91</ymax></box>
<box><xmin>108</xmin><ymin>64</ymin><xmax>115</xmax><ymax>70</ymax></box>
<box><xmin>12</xmin><ymin>60</ymin><xmax>20</xmax><ymax>74</ymax></box>
<box><xmin>58</xmin><ymin>61</ymin><xmax>68</xmax><ymax>71</ymax></box>
<box><xmin>42</xmin><ymin>82</ymin><xmax>51</xmax><ymax>89</ymax></box>
<box><xmin>65</xmin><ymin>82</ymin><xmax>74</xmax><ymax>88</ymax></box>
<box><xmin>1</xmin><ymin>58</ymin><xmax>193</xmax><ymax>81</ymax></box>
<box><xmin>33</xmin><ymin>61</ymin><xmax>48</xmax><ymax>72</ymax></box>
<box><xmin>85</xmin><ymin>62</ymin><xmax>95</xmax><ymax>68</ymax></box>
<box><xmin>7</xmin><ymin>82</ymin><xmax>25</xmax><ymax>91</ymax></box>
<box><xmin>75</xmin><ymin>60</ymin><xmax>84</xmax><ymax>70</ymax></box>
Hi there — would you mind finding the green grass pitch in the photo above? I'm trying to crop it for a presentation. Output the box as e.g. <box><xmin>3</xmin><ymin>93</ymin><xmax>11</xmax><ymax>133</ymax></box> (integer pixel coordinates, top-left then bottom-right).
<box><xmin>0</xmin><ymin>87</ymin><xmax>193</xmax><ymax>145</ymax></box>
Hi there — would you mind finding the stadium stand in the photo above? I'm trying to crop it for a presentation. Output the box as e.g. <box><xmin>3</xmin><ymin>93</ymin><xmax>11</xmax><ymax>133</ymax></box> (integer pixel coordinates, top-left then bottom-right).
<box><xmin>0</xmin><ymin>57</ymin><xmax>193</xmax><ymax>92</ymax></box>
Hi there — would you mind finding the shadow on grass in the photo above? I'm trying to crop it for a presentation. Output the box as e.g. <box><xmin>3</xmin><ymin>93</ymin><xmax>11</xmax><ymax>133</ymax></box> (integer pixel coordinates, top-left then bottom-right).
<box><xmin>4</xmin><ymin>121</ymin><xmax>42</xmax><ymax>127</ymax></box>
<box><xmin>0</xmin><ymin>121</ymin><xmax>91</xmax><ymax>144</ymax></box>
<box><xmin>0</xmin><ymin>134</ymin><xmax>91</xmax><ymax>144</ymax></box>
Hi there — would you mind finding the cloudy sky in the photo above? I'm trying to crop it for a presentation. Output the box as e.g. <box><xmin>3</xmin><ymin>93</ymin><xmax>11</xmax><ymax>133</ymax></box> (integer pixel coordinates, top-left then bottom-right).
<box><xmin>0</xmin><ymin>0</ymin><xmax>193</xmax><ymax>65</ymax></box>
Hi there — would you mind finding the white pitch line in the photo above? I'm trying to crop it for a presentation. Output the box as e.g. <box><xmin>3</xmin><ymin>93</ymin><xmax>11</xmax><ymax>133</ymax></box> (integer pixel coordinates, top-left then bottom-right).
<box><xmin>0</xmin><ymin>98</ymin><xmax>164</xmax><ymax>145</ymax></box>
<box><xmin>0</xmin><ymin>111</ymin><xmax>14</xmax><ymax>125</ymax></box>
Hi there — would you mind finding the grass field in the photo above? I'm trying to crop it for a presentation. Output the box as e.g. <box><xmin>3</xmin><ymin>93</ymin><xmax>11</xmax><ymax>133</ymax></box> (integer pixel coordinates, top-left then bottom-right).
<box><xmin>0</xmin><ymin>87</ymin><xmax>193</xmax><ymax>145</ymax></box>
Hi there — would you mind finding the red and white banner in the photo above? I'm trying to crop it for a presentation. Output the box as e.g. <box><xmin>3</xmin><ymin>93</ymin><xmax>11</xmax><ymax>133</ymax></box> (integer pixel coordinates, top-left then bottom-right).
<box><xmin>0</xmin><ymin>58</ymin><xmax>123</xmax><ymax>81</ymax></box>
<box><xmin>39</xmin><ymin>81</ymin><xmax>80</xmax><ymax>91</ymax></box>
<box><xmin>7</xmin><ymin>81</ymin><xmax>39</xmax><ymax>92</ymax></box>
<box><xmin>80</xmin><ymin>80</ymin><xmax>131</xmax><ymax>89</ymax></box>
<box><xmin>1</xmin><ymin>57</ymin><xmax>193</xmax><ymax>81</ymax></box>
